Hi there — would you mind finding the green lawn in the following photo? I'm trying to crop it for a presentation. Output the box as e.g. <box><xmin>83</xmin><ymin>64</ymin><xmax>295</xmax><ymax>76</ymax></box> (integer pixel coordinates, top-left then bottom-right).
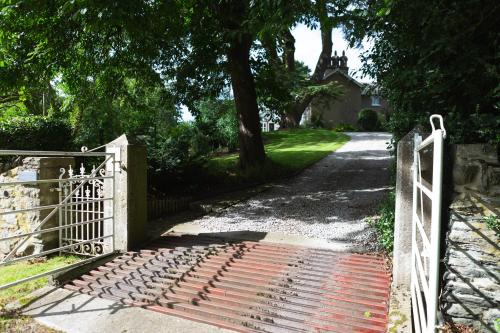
<box><xmin>0</xmin><ymin>255</ymin><xmax>80</xmax><ymax>332</ymax></box>
<box><xmin>206</xmin><ymin>129</ymin><xmax>349</xmax><ymax>186</ymax></box>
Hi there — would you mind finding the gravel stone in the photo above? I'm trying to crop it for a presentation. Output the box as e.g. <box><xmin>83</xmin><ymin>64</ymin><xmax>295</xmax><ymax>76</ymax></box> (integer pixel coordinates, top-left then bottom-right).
<box><xmin>192</xmin><ymin>132</ymin><xmax>393</xmax><ymax>252</ymax></box>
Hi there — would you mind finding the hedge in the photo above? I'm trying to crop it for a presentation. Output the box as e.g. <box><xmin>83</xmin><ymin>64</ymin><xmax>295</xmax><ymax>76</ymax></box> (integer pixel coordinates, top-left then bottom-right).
<box><xmin>0</xmin><ymin>116</ymin><xmax>73</xmax><ymax>151</ymax></box>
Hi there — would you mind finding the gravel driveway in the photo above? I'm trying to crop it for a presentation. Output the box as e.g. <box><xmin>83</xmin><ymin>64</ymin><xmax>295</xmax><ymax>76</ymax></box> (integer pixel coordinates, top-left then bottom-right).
<box><xmin>191</xmin><ymin>132</ymin><xmax>393</xmax><ymax>252</ymax></box>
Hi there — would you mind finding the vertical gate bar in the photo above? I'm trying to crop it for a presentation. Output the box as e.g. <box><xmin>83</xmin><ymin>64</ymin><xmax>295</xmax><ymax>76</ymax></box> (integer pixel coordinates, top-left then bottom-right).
<box><xmin>70</xmin><ymin>178</ymin><xmax>73</xmax><ymax>252</ymax></box>
<box><xmin>78</xmin><ymin>177</ymin><xmax>85</xmax><ymax>253</ymax></box>
<box><xmin>86</xmin><ymin>186</ymin><xmax>90</xmax><ymax>252</ymax></box>
<box><xmin>427</xmin><ymin>130</ymin><xmax>444</xmax><ymax>332</ymax></box>
<box><xmin>58</xmin><ymin>175</ymin><xmax>63</xmax><ymax>255</ymax></box>
<box><xmin>91</xmin><ymin>178</ymin><xmax>94</xmax><ymax>240</ymax></box>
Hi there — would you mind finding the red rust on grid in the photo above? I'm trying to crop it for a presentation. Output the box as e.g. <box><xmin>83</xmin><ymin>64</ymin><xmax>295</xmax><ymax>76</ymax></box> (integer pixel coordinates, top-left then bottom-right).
<box><xmin>65</xmin><ymin>233</ymin><xmax>391</xmax><ymax>333</ymax></box>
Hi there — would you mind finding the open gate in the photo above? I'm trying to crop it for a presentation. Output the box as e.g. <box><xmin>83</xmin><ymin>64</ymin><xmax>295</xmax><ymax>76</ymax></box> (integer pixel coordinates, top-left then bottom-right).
<box><xmin>411</xmin><ymin>115</ymin><xmax>447</xmax><ymax>333</ymax></box>
<box><xmin>0</xmin><ymin>148</ymin><xmax>116</xmax><ymax>290</ymax></box>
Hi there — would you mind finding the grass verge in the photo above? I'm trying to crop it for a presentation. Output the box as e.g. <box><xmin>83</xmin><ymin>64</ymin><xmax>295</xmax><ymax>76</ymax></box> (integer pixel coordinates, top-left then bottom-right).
<box><xmin>0</xmin><ymin>255</ymin><xmax>80</xmax><ymax>332</ymax></box>
<box><xmin>205</xmin><ymin>129</ymin><xmax>350</xmax><ymax>187</ymax></box>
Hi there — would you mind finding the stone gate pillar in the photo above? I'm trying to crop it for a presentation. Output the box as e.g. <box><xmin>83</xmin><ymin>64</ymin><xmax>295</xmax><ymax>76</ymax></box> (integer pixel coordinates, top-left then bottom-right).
<box><xmin>105</xmin><ymin>135</ymin><xmax>147</xmax><ymax>252</ymax></box>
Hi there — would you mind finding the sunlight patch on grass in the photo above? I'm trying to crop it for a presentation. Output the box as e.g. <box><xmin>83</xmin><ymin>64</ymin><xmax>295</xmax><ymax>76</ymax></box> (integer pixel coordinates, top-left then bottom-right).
<box><xmin>206</xmin><ymin>129</ymin><xmax>349</xmax><ymax>185</ymax></box>
<box><xmin>0</xmin><ymin>255</ymin><xmax>80</xmax><ymax>309</ymax></box>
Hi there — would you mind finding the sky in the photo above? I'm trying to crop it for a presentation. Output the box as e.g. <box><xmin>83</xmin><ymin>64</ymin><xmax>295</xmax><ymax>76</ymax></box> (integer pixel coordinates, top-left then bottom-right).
<box><xmin>291</xmin><ymin>23</ymin><xmax>372</xmax><ymax>83</ymax></box>
<box><xmin>181</xmin><ymin>23</ymin><xmax>372</xmax><ymax>121</ymax></box>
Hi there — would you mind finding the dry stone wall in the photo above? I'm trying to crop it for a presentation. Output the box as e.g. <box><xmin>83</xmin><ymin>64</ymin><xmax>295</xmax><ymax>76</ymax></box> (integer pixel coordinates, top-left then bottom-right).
<box><xmin>0</xmin><ymin>157</ymin><xmax>74</xmax><ymax>257</ymax></box>
<box><xmin>441</xmin><ymin>144</ymin><xmax>499</xmax><ymax>332</ymax></box>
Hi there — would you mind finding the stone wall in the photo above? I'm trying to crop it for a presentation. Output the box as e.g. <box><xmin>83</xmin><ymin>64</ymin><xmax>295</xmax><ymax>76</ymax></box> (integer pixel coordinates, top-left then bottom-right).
<box><xmin>0</xmin><ymin>157</ymin><xmax>74</xmax><ymax>257</ymax></box>
<box><xmin>441</xmin><ymin>144</ymin><xmax>499</xmax><ymax>332</ymax></box>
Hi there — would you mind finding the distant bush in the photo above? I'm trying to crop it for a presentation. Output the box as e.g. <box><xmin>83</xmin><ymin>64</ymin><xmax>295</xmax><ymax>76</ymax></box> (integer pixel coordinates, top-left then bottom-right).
<box><xmin>148</xmin><ymin>123</ymin><xmax>199</xmax><ymax>173</ymax></box>
<box><xmin>0</xmin><ymin>116</ymin><xmax>73</xmax><ymax>150</ymax></box>
<box><xmin>194</xmin><ymin>99</ymin><xmax>239</xmax><ymax>152</ymax></box>
<box><xmin>357</xmin><ymin>108</ymin><xmax>381</xmax><ymax>131</ymax></box>
<box><xmin>332</xmin><ymin>123</ymin><xmax>357</xmax><ymax>132</ymax></box>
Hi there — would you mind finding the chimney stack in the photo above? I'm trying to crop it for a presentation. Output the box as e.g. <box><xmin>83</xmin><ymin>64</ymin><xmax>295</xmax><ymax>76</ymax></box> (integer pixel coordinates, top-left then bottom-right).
<box><xmin>339</xmin><ymin>50</ymin><xmax>348</xmax><ymax>74</ymax></box>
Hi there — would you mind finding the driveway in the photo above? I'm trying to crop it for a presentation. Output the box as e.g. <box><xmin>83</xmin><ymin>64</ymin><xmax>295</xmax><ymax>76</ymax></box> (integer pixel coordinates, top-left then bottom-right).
<box><xmin>190</xmin><ymin>132</ymin><xmax>393</xmax><ymax>252</ymax></box>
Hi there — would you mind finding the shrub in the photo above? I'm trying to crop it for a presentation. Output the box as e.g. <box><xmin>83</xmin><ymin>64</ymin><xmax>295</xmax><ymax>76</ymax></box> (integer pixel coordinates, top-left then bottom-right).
<box><xmin>484</xmin><ymin>215</ymin><xmax>499</xmax><ymax>234</ymax></box>
<box><xmin>332</xmin><ymin>123</ymin><xmax>357</xmax><ymax>132</ymax></box>
<box><xmin>357</xmin><ymin>108</ymin><xmax>381</xmax><ymax>131</ymax></box>
<box><xmin>194</xmin><ymin>99</ymin><xmax>238</xmax><ymax>152</ymax></box>
<box><xmin>0</xmin><ymin>116</ymin><xmax>73</xmax><ymax>150</ymax></box>
<box><xmin>148</xmin><ymin>123</ymin><xmax>197</xmax><ymax>173</ymax></box>
<box><xmin>369</xmin><ymin>190</ymin><xmax>395</xmax><ymax>252</ymax></box>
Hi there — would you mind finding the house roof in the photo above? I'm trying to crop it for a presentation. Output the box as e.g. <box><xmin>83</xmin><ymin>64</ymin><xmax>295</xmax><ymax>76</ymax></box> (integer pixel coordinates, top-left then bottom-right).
<box><xmin>324</xmin><ymin>69</ymin><xmax>380</xmax><ymax>96</ymax></box>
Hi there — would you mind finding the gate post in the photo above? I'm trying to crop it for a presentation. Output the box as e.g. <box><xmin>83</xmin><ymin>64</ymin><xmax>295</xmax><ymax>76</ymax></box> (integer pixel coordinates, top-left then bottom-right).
<box><xmin>393</xmin><ymin>126</ymin><xmax>426</xmax><ymax>287</ymax></box>
<box><xmin>105</xmin><ymin>135</ymin><xmax>147</xmax><ymax>251</ymax></box>
<box><xmin>389</xmin><ymin>127</ymin><xmax>426</xmax><ymax>333</ymax></box>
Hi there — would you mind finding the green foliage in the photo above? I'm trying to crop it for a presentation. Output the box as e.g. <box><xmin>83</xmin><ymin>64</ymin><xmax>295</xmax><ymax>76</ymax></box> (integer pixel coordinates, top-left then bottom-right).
<box><xmin>332</xmin><ymin>123</ymin><xmax>357</xmax><ymax>132</ymax></box>
<box><xmin>0</xmin><ymin>255</ymin><xmax>80</xmax><ymax>310</ymax></box>
<box><xmin>369</xmin><ymin>190</ymin><xmax>395</xmax><ymax>252</ymax></box>
<box><xmin>361</xmin><ymin>0</ymin><xmax>499</xmax><ymax>143</ymax></box>
<box><xmin>148</xmin><ymin>123</ymin><xmax>198</xmax><ymax>173</ymax></box>
<box><xmin>193</xmin><ymin>98</ymin><xmax>239</xmax><ymax>153</ymax></box>
<box><xmin>255</xmin><ymin>60</ymin><xmax>311</xmax><ymax>119</ymax></box>
<box><xmin>483</xmin><ymin>215</ymin><xmax>499</xmax><ymax>234</ymax></box>
<box><xmin>296</xmin><ymin>81</ymin><xmax>343</xmax><ymax>101</ymax></box>
<box><xmin>0</xmin><ymin>116</ymin><xmax>73</xmax><ymax>150</ymax></box>
<box><xmin>357</xmin><ymin>108</ymin><xmax>381</xmax><ymax>131</ymax></box>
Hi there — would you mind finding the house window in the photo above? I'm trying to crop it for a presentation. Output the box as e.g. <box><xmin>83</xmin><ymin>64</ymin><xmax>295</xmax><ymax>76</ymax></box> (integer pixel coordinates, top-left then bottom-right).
<box><xmin>371</xmin><ymin>96</ymin><xmax>381</xmax><ymax>106</ymax></box>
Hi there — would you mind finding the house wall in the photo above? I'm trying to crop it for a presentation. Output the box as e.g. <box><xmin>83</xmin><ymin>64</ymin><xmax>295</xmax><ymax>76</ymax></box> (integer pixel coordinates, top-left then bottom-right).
<box><xmin>310</xmin><ymin>74</ymin><xmax>362</xmax><ymax>128</ymax></box>
<box><xmin>360</xmin><ymin>95</ymin><xmax>390</xmax><ymax>114</ymax></box>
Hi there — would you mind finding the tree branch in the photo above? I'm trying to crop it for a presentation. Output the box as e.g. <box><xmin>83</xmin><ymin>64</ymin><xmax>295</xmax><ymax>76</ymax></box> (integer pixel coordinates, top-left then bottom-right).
<box><xmin>0</xmin><ymin>94</ymin><xmax>20</xmax><ymax>104</ymax></box>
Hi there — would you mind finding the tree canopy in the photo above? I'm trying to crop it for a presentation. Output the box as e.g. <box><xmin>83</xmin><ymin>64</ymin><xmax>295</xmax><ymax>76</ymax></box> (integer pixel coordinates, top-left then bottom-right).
<box><xmin>0</xmin><ymin>0</ymin><xmax>367</xmax><ymax>168</ymax></box>
<box><xmin>359</xmin><ymin>0</ymin><xmax>499</xmax><ymax>143</ymax></box>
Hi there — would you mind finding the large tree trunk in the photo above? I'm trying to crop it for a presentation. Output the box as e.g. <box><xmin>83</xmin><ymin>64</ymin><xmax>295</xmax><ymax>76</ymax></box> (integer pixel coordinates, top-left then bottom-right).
<box><xmin>227</xmin><ymin>34</ymin><xmax>266</xmax><ymax>168</ymax></box>
<box><xmin>280</xmin><ymin>94</ymin><xmax>315</xmax><ymax>128</ymax></box>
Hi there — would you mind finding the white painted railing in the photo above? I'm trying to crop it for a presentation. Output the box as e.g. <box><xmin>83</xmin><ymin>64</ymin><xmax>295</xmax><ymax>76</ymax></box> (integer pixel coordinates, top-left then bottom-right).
<box><xmin>411</xmin><ymin>115</ymin><xmax>446</xmax><ymax>333</ymax></box>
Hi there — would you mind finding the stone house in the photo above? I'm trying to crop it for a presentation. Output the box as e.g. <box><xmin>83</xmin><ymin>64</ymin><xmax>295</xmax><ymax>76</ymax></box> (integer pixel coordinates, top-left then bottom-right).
<box><xmin>302</xmin><ymin>51</ymin><xmax>390</xmax><ymax>128</ymax></box>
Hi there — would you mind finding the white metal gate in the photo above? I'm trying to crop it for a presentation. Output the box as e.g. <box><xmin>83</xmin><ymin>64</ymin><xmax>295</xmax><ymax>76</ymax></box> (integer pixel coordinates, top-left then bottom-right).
<box><xmin>58</xmin><ymin>163</ymin><xmax>109</xmax><ymax>256</ymax></box>
<box><xmin>0</xmin><ymin>148</ymin><xmax>116</xmax><ymax>290</ymax></box>
<box><xmin>411</xmin><ymin>115</ymin><xmax>447</xmax><ymax>333</ymax></box>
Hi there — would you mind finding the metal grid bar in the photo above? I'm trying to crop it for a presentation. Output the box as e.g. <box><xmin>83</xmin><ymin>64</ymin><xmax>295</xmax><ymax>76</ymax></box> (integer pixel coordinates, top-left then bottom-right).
<box><xmin>65</xmin><ymin>234</ymin><xmax>391</xmax><ymax>333</ymax></box>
